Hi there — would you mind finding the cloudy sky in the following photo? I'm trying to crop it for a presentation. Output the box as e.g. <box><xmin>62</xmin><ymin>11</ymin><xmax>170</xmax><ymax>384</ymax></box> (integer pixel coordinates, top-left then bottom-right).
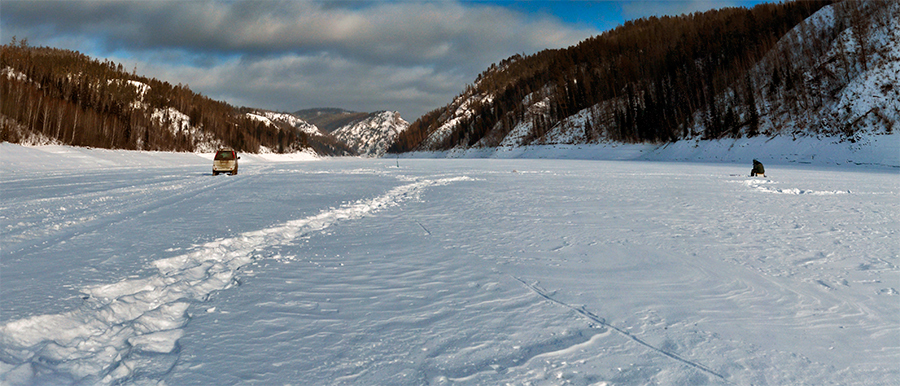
<box><xmin>2</xmin><ymin>0</ymin><xmax>770</xmax><ymax>120</ymax></box>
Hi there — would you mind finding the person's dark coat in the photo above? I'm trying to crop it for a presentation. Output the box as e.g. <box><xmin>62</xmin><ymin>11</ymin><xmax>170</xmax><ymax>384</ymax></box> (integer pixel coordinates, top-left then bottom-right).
<box><xmin>751</xmin><ymin>159</ymin><xmax>765</xmax><ymax>176</ymax></box>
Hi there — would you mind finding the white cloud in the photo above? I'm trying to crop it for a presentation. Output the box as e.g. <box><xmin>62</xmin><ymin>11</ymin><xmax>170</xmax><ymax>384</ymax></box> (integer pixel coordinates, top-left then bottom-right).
<box><xmin>1</xmin><ymin>0</ymin><xmax>597</xmax><ymax>119</ymax></box>
<box><xmin>115</xmin><ymin>50</ymin><xmax>463</xmax><ymax>118</ymax></box>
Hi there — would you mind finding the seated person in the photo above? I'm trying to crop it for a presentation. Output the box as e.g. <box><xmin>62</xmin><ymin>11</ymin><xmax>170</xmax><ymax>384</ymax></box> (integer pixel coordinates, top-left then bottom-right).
<box><xmin>751</xmin><ymin>159</ymin><xmax>765</xmax><ymax>177</ymax></box>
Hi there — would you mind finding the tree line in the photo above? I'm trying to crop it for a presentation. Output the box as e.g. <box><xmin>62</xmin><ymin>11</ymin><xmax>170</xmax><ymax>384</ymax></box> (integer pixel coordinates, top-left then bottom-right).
<box><xmin>0</xmin><ymin>41</ymin><xmax>350</xmax><ymax>154</ymax></box>
<box><xmin>391</xmin><ymin>0</ymin><xmax>838</xmax><ymax>152</ymax></box>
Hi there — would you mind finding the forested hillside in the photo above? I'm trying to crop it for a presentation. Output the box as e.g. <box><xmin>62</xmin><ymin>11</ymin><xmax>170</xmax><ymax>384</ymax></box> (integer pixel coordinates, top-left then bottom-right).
<box><xmin>293</xmin><ymin>108</ymin><xmax>410</xmax><ymax>156</ymax></box>
<box><xmin>0</xmin><ymin>42</ymin><xmax>351</xmax><ymax>155</ymax></box>
<box><xmin>390</xmin><ymin>0</ymin><xmax>896</xmax><ymax>153</ymax></box>
<box><xmin>331</xmin><ymin>111</ymin><xmax>409</xmax><ymax>157</ymax></box>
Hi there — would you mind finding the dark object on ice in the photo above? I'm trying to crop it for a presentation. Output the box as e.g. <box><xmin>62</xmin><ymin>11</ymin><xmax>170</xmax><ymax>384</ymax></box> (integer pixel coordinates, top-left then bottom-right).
<box><xmin>751</xmin><ymin>159</ymin><xmax>766</xmax><ymax>177</ymax></box>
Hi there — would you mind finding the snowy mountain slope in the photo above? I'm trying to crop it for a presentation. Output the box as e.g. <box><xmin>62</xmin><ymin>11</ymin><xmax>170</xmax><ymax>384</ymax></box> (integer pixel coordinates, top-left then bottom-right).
<box><xmin>246</xmin><ymin>110</ymin><xmax>321</xmax><ymax>136</ymax></box>
<box><xmin>523</xmin><ymin>1</ymin><xmax>899</xmax><ymax>147</ymax></box>
<box><xmin>331</xmin><ymin>111</ymin><xmax>409</xmax><ymax>157</ymax></box>
<box><xmin>107</xmin><ymin>79</ymin><xmax>151</xmax><ymax>110</ymax></box>
<box><xmin>0</xmin><ymin>45</ymin><xmax>341</xmax><ymax>155</ymax></box>
<box><xmin>420</xmin><ymin>91</ymin><xmax>495</xmax><ymax>149</ymax></box>
<box><xmin>1</xmin><ymin>143</ymin><xmax>896</xmax><ymax>385</ymax></box>
<box><xmin>725</xmin><ymin>1</ymin><xmax>899</xmax><ymax>139</ymax></box>
<box><xmin>154</xmin><ymin>106</ymin><xmax>223</xmax><ymax>152</ymax></box>
<box><xmin>288</xmin><ymin>108</ymin><xmax>410</xmax><ymax>157</ymax></box>
<box><xmin>395</xmin><ymin>1</ymin><xmax>896</xmax><ymax>159</ymax></box>
<box><xmin>0</xmin><ymin>69</ymin><xmax>224</xmax><ymax>152</ymax></box>
<box><xmin>240</xmin><ymin>109</ymin><xmax>358</xmax><ymax>156</ymax></box>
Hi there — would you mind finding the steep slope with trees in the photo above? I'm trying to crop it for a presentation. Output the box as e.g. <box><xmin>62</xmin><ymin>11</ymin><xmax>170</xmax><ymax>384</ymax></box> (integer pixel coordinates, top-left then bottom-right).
<box><xmin>0</xmin><ymin>42</ymin><xmax>351</xmax><ymax>155</ymax></box>
<box><xmin>390</xmin><ymin>0</ymin><xmax>895</xmax><ymax>154</ymax></box>
<box><xmin>331</xmin><ymin>111</ymin><xmax>409</xmax><ymax>157</ymax></box>
<box><xmin>295</xmin><ymin>108</ymin><xmax>410</xmax><ymax>156</ymax></box>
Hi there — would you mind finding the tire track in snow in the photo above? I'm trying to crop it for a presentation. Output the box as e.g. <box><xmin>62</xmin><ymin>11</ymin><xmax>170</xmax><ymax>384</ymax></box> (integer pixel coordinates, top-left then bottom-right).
<box><xmin>0</xmin><ymin>176</ymin><xmax>471</xmax><ymax>385</ymax></box>
<box><xmin>513</xmin><ymin>276</ymin><xmax>729</xmax><ymax>382</ymax></box>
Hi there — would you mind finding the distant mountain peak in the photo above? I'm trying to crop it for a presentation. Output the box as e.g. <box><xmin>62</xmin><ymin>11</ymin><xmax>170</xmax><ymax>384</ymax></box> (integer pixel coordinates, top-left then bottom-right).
<box><xmin>288</xmin><ymin>108</ymin><xmax>409</xmax><ymax>157</ymax></box>
<box><xmin>332</xmin><ymin>111</ymin><xmax>409</xmax><ymax>157</ymax></box>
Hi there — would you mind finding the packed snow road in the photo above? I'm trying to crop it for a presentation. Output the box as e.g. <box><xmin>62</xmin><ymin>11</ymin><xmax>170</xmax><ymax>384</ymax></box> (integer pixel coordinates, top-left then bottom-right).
<box><xmin>1</xmin><ymin>144</ymin><xmax>897</xmax><ymax>385</ymax></box>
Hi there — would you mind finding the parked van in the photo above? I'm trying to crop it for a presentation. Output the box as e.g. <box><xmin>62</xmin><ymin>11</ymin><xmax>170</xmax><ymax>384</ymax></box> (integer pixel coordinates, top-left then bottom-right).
<box><xmin>212</xmin><ymin>148</ymin><xmax>239</xmax><ymax>175</ymax></box>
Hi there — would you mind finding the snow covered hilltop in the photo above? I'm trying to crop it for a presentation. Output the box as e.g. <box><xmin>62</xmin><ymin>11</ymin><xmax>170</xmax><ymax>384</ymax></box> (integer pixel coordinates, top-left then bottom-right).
<box><xmin>391</xmin><ymin>1</ymin><xmax>898</xmax><ymax>157</ymax></box>
<box><xmin>296</xmin><ymin>108</ymin><xmax>410</xmax><ymax>157</ymax></box>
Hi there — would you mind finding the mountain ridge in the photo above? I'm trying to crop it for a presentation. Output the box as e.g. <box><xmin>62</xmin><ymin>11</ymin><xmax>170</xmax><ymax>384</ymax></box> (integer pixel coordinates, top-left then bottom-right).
<box><xmin>0</xmin><ymin>44</ymin><xmax>355</xmax><ymax>155</ymax></box>
<box><xmin>390</xmin><ymin>0</ymin><xmax>897</xmax><ymax>155</ymax></box>
<box><xmin>292</xmin><ymin>108</ymin><xmax>410</xmax><ymax>156</ymax></box>
<box><xmin>331</xmin><ymin>111</ymin><xmax>409</xmax><ymax>157</ymax></box>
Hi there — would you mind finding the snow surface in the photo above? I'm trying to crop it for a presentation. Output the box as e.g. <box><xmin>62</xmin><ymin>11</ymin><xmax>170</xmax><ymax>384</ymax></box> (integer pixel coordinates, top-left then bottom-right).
<box><xmin>1</xmin><ymin>142</ymin><xmax>897</xmax><ymax>385</ymax></box>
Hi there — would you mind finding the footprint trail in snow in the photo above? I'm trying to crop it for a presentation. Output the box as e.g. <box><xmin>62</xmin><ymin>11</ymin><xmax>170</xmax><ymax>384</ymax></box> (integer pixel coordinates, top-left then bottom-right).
<box><xmin>0</xmin><ymin>176</ymin><xmax>471</xmax><ymax>385</ymax></box>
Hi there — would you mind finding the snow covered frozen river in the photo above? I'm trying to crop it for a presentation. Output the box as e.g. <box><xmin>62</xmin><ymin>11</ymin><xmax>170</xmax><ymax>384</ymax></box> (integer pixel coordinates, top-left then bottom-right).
<box><xmin>1</xmin><ymin>144</ymin><xmax>897</xmax><ymax>385</ymax></box>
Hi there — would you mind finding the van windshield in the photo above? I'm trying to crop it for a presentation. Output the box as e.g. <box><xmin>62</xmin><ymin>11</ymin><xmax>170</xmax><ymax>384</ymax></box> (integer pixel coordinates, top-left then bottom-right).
<box><xmin>215</xmin><ymin>151</ymin><xmax>235</xmax><ymax>160</ymax></box>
